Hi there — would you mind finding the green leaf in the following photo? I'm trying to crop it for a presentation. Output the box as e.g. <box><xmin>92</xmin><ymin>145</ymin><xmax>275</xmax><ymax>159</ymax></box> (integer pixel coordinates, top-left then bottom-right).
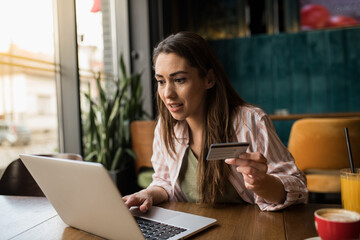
<box><xmin>84</xmin><ymin>151</ymin><xmax>97</xmax><ymax>162</ymax></box>
<box><xmin>125</xmin><ymin>148</ymin><xmax>136</xmax><ymax>159</ymax></box>
<box><xmin>107</xmin><ymin>96</ymin><xmax>120</xmax><ymax>128</ymax></box>
<box><xmin>110</xmin><ymin>147</ymin><xmax>123</xmax><ymax>171</ymax></box>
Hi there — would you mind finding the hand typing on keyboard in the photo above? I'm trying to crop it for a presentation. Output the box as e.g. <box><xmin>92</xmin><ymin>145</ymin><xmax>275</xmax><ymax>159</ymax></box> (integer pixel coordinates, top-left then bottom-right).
<box><xmin>123</xmin><ymin>186</ymin><xmax>169</xmax><ymax>213</ymax></box>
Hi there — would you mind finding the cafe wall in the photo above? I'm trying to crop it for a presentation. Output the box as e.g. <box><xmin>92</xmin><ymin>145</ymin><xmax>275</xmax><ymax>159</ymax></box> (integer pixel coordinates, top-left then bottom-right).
<box><xmin>210</xmin><ymin>27</ymin><xmax>360</xmax><ymax>145</ymax></box>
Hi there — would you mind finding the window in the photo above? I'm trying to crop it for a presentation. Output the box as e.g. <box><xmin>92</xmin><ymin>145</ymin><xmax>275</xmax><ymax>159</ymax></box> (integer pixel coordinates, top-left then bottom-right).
<box><xmin>0</xmin><ymin>0</ymin><xmax>59</xmax><ymax>170</ymax></box>
<box><xmin>37</xmin><ymin>95</ymin><xmax>52</xmax><ymax>115</ymax></box>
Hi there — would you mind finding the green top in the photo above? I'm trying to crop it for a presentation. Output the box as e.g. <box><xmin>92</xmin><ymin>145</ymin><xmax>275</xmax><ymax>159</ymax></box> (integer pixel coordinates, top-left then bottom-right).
<box><xmin>178</xmin><ymin>147</ymin><xmax>243</xmax><ymax>204</ymax></box>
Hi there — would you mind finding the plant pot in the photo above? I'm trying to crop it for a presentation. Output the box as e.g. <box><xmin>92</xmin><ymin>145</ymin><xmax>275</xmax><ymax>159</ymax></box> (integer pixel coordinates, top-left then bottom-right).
<box><xmin>108</xmin><ymin>163</ymin><xmax>141</xmax><ymax>196</ymax></box>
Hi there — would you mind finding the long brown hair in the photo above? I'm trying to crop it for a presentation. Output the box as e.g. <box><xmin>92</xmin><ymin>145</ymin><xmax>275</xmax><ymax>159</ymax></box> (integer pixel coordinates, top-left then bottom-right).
<box><xmin>153</xmin><ymin>32</ymin><xmax>246</xmax><ymax>204</ymax></box>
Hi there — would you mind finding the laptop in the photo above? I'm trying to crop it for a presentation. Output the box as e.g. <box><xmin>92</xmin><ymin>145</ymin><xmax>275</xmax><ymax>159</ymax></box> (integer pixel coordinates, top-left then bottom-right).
<box><xmin>19</xmin><ymin>154</ymin><xmax>217</xmax><ymax>240</ymax></box>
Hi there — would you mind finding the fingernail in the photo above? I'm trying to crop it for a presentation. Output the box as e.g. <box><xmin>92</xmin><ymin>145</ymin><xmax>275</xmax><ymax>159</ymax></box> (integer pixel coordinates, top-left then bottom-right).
<box><xmin>225</xmin><ymin>159</ymin><xmax>230</xmax><ymax>163</ymax></box>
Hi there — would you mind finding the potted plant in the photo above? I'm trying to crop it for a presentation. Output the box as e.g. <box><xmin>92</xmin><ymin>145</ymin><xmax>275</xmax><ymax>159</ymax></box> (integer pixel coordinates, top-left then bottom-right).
<box><xmin>82</xmin><ymin>55</ymin><xmax>148</xmax><ymax>195</ymax></box>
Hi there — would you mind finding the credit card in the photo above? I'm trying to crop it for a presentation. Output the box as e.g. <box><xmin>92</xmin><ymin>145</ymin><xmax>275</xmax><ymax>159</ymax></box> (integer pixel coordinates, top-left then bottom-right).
<box><xmin>206</xmin><ymin>142</ymin><xmax>249</xmax><ymax>160</ymax></box>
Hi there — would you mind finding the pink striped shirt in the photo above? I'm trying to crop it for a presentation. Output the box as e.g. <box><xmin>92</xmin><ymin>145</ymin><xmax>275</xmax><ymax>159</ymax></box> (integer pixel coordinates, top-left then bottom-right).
<box><xmin>148</xmin><ymin>105</ymin><xmax>308</xmax><ymax>211</ymax></box>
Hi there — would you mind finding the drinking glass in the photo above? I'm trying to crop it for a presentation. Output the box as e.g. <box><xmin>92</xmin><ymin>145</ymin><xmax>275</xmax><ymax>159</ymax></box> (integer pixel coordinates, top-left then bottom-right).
<box><xmin>340</xmin><ymin>168</ymin><xmax>360</xmax><ymax>213</ymax></box>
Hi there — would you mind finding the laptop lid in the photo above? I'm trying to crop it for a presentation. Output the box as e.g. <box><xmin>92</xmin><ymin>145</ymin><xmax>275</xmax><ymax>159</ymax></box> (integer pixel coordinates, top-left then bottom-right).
<box><xmin>19</xmin><ymin>154</ymin><xmax>216</xmax><ymax>239</ymax></box>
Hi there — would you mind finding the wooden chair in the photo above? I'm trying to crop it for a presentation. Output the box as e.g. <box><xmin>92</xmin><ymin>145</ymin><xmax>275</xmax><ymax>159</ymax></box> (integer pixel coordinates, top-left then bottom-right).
<box><xmin>288</xmin><ymin>118</ymin><xmax>360</xmax><ymax>202</ymax></box>
<box><xmin>130</xmin><ymin>120</ymin><xmax>156</xmax><ymax>188</ymax></box>
<box><xmin>0</xmin><ymin>153</ymin><xmax>82</xmax><ymax>196</ymax></box>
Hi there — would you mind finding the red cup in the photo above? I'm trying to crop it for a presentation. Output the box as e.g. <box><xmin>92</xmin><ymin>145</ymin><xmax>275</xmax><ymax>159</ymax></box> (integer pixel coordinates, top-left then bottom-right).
<box><xmin>314</xmin><ymin>208</ymin><xmax>360</xmax><ymax>240</ymax></box>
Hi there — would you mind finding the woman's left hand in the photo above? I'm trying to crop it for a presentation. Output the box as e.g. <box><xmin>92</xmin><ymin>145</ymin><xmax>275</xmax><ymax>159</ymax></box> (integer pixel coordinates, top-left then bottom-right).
<box><xmin>225</xmin><ymin>152</ymin><xmax>286</xmax><ymax>204</ymax></box>
<box><xmin>225</xmin><ymin>152</ymin><xmax>268</xmax><ymax>191</ymax></box>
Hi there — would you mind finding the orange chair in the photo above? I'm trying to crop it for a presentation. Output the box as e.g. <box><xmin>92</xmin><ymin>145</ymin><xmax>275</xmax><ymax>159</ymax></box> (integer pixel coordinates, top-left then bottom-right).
<box><xmin>130</xmin><ymin>120</ymin><xmax>156</xmax><ymax>188</ymax></box>
<box><xmin>288</xmin><ymin>118</ymin><xmax>360</xmax><ymax>195</ymax></box>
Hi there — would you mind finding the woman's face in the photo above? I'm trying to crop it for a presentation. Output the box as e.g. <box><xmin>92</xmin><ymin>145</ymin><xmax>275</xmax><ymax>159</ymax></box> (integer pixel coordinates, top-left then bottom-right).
<box><xmin>155</xmin><ymin>53</ymin><xmax>214</xmax><ymax>123</ymax></box>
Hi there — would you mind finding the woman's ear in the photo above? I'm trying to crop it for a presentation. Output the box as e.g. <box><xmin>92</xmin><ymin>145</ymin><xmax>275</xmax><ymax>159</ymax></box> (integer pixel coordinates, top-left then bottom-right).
<box><xmin>205</xmin><ymin>69</ymin><xmax>215</xmax><ymax>89</ymax></box>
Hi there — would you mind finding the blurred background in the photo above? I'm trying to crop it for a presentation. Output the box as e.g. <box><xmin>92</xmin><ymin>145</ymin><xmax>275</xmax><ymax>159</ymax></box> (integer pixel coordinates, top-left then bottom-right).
<box><xmin>0</xmin><ymin>0</ymin><xmax>359</xmax><ymax>173</ymax></box>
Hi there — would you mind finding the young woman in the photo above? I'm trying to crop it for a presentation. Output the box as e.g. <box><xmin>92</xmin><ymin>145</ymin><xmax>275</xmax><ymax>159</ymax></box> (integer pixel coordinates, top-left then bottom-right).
<box><xmin>123</xmin><ymin>32</ymin><xmax>308</xmax><ymax>212</ymax></box>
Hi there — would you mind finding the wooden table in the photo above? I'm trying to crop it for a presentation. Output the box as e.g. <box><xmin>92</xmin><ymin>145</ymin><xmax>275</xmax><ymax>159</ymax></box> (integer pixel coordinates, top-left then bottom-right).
<box><xmin>0</xmin><ymin>195</ymin><xmax>340</xmax><ymax>240</ymax></box>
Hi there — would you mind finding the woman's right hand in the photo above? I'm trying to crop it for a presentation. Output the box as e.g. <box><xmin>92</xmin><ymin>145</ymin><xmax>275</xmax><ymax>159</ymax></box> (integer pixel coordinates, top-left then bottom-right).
<box><xmin>122</xmin><ymin>186</ymin><xmax>168</xmax><ymax>213</ymax></box>
<box><xmin>122</xmin><ymin>189</ymin><xmax>153</xmax><ymax>213</ymax></box>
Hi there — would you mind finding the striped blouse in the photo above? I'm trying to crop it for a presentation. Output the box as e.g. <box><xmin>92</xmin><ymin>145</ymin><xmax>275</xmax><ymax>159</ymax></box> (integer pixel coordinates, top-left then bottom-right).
<box><xmin>148</xmin><ymin>105</ymin><xmax>308</xmax><ymax>211</ymax></box>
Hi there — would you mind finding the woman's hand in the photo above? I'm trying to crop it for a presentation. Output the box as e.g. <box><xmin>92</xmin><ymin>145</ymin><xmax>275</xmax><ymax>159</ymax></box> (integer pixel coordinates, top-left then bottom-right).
<box><xmin>225</xmin><ymin>152</ymin><xmax>268</xmax><ymax>191</ymax></box>
<box><xmin>225</xmin><ymin>152</ymin><xmax>286</xmax><ymax>204</ymax></box>
<box><xmin>122</xmin><ymin>189</ymin><xmax>153</xmax><ymax>213</ymax></box>
<box><xmin>122</xmin><ymin>186</ymin><xmax>168</xmax><ymax>213</ymax></box>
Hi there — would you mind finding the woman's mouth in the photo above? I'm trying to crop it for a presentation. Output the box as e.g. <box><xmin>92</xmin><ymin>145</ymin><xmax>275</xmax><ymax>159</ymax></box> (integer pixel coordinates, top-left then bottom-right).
<box><xmin>168</xmin><ymin>103</ymin><xmax>183</xmax><ymax>112</ymax></box>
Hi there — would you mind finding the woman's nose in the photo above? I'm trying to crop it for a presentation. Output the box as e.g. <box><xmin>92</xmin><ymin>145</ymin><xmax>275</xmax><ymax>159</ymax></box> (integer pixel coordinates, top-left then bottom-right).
<box><xmin>164</xmin><ymin>83</ymin><xmax>175</xmax><ymax>98</ymax></box>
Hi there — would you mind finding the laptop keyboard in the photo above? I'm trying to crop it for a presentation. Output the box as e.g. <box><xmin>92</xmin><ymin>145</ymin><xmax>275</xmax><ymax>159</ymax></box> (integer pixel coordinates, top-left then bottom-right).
<box><xmin>135</xmin><ymin>216</ymin><xmax>187</xmax><ymax>240</ymax></box>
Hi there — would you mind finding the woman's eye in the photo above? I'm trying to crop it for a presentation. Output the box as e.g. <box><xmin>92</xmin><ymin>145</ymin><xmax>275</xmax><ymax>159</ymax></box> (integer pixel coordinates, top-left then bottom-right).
<box><xmin>175</xmin><ymin>78</ymin><xmax>186</xmax><ymax>83</ymax></box>
<box><xmin>156</xmin><ymin>79</ymin><xmax>165</xmax><ymax>85</ymax></box>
